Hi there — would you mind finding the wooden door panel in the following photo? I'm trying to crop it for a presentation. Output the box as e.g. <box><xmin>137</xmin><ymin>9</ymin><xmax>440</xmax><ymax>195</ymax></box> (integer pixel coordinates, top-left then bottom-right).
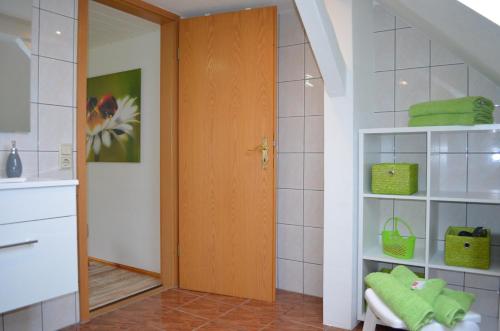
<box><xmin>179</xmin><ymin>7</ymin><xmax>276</xmax><ymax>301</ymax></box>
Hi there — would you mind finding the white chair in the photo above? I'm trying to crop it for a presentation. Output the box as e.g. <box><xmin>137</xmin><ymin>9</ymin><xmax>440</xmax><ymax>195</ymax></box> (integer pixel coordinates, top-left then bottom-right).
<box><xmin>363</xmin><ymin>289</ymin><xmax>481</xmax><ymax>331</ymax></box>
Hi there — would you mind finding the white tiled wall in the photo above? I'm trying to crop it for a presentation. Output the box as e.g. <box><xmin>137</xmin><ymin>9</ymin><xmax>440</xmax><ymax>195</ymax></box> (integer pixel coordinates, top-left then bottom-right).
<box><xmin>0</xmin><ymin>1</ymin><xmax>79</xmax><ymax>330</ymax></box>
<box><xmin>369</xmin><ymin>3</ymin><xmax>500</xmax><ymax>330</ymax></box>
<box><xmin>368</xmin><ymin>2</ymin><xmax>500</xmax><ymax>129</ymax></box>
<box><xmin>276</xmin><ymin>5</ymin><xmax>324</xmax><ymax>297</ymax></box>
<box><xmin>0</xmin><ymin>0</ymin><xmax>77</xmax><ymax>180</ymax></box>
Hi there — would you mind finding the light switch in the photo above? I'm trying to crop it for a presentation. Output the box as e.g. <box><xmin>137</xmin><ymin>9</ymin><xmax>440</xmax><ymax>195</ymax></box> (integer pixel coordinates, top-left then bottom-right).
<box><xmin>59</xmin><ymin>144</ymin><xmax>72</xmax><ymax>169</ymax></box>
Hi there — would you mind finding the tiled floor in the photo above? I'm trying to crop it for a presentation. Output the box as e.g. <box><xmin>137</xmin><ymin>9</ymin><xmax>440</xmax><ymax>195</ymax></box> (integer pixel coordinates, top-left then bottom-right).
<box><xmin>64</xmin><ymin>288</ymin><xmax>374</xmax><ymax>330</ymax></box>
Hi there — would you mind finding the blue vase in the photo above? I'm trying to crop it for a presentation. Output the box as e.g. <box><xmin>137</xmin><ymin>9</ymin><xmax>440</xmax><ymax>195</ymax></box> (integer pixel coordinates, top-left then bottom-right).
<box><xmin>6</xmin><ymin>141</ymin><xmax>22</xmax><ymax>178</ymax></box>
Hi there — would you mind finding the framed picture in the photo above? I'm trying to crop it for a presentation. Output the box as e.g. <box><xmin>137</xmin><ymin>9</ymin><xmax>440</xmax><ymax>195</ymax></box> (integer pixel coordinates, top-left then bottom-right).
<box><xmin>86</xmin><ymin>68</ymin><xmax>141</xmax><ymax>162</ymax></box>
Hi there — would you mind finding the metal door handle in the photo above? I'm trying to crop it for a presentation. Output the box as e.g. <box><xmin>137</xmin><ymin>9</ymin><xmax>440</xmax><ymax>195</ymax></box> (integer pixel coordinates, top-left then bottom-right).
<box><xmin>248</xmin><ymin>137</ymin><xmax>269</xmax><ymax>168</ymax></box>
<box><xmin>0</xmin><ymin>239</ymin><xmax>38</xmax><ymax>250</ymax></box>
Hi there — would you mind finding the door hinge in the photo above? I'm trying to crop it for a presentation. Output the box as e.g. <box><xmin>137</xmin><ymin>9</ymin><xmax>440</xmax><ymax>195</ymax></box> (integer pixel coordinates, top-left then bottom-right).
<box><xmin>177</xmin><ymin>48</ymin><xmax>180</xmax><ymax>61</ymax></box>
<box><xmin>177</xmin><ymin>244</ymin><xmax>180</xmax><ymax>257</ymax></box>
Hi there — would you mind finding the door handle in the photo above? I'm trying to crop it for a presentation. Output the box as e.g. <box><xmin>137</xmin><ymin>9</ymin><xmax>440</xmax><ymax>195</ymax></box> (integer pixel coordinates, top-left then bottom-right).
<box><xmin>248</xmin><ymin>137</ymin><xmax>269</xmax><ymax>169</ymax></box>
<box><xmin>0</xmin><ymin>239</ymin><xmax>38</xmax><ymax>250</ymax></box>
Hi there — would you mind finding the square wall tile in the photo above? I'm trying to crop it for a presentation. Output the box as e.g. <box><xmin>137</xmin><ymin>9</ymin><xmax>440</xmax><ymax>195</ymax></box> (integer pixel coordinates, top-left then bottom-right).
<box><xmin>431</xmin><ymin>40</ymin><xmax>463</xmax><ymax>66</ymax></box>
<box><xmin>394</xmin><ymin>200</ymin><xmax>426</xmax><ymax>238</ymax></box>
<box><xmin>39</xmin><ymin>151</ymin><xmax>73</xmax><ymax>179</ymax></box>
<box><xmin>38</xmin><ymin>104</ymin><xmax>73</xmax><ymax>151</ymax></box>
<box><xmin>304</xmin><ymin>227</ymin><xmax>323</xmax><ymax>264</ymax></box>
<box><xmin>305</xmin><ymin>116</ymin><xmax>323</xmax><ymax>153</ymax></box>
<box><xmin>375</xmin><ymin>71</ymin><xmax>395</xmax><ymax>112</ymax></box>
<box><xmin>431</xmin><ymin>154</ymin><xmax>467</xmax><ymax>193</ymax></box>
<box><xmin>465</xmin><ymin>274</ymin><xmax>500</xmax><ymax>291</ymax></box>
<box><xmin>278</xmin><ymin>8</ymin><xmax>305</xmax><ymax>47</ymax></box>
<box><xmin>374</xmin><ymin>30</ymin><xmax>394</xmax><ymax>72</ymax></box>
<box><xmin>365</xmin><ymin>112</ymin><xmax>394</xmax><ymax>129</ymax></box>
<box><xmin>428</xmin><ymin>269</ymin><xmax>464</xmax><ymax>286</ymax></box>
<box><xmin>304</xmin><ymin>153</ymin><xmax>323</xmax><ymax>190</ymax></box>
<box><xmin>469</xmin><ymin>67</ymin><xmax>500</xmax><ymax>105</ymax></box>
<box><xmin>468</xmin><ymin>154</ymin><xmax>500</xmax><ymax>193</ymax></box>
<box><xmin>279</xmin><ymin>81</ymin><xmax>304</xmax><ymax>117</ymax></box>
<box><xmin>305</xmin><ymin>78</ymin><xmax>324</xmax><ymax>116</ymax></box>
<box><xmin>42</xmin><ymin>293</ymin><xmax>77</xmax><ymax>331</ymax></box>
<box><xmin>278</xmin><ymin>117</ymin><xmax>304</xmax><ymax>153</ymax></box>
<box><xmin>394</xmin><ymin>111</ymin><xmax>409</xmax><ymax>127</ymax></box>
<box><xmin>468</xmin><ymin>288</ymin><xmax>499</xmax><ymax>318</ymax></box>
<box><xmin>305</xmin><ymin>44</ymin><xmax>321</xmax><ymax>79</ymax></box>
<box><xmin>278</xmin><ymin>153</ymin><xmax>303</xmax><ymax>189</ymax></box>
<box><xmin>3</xmin><ymin>303</ymin><xmax>42</xmax><ymax>331</ymax></box>
<box><xmin>304</xmin><ymin>263</ymin><xmax>323</xmax><ymax>297</ymax></box>
<box><xmin>278</xmin><ymin>189</ymin><xmax>303</xmax><ymax>226</ymax></box>
<box><xmin>39</xmin><ymin>57</ymin><xmax>74</xmax><ymax>106</ymax></box>
<box><xmin>277</xmin><ymin>258</ymin><xmax>303</xmax><ymax>293</ymax></box>
<box><xmin>396</xmin><ymin>18</ymin><xmax>411</xmax><ymax>29</ymax></box>
<box><xmin>395</xmin><ymin>68</ymin><xmax>429</xmax><ymax>111</ymax></box>
<box><xmin>304</xmin><ymin>190</ymin><xmax>323</xmax><ymax>227</ymax></box>
<box><xmin>278</xmin><ymin>44</ymin><xmax>304</xmax><ymax>82</ymax></box>
<box><xmin>0</xmin><ymin>103</ymin><xmax>38</xmax><ymax>151</ymax></box>
<box><xmin>39</xmin><ymin>9</ymin><xmax>75</xmax><ymax>62</ymax></box>
<box><xmin>277</xmin><ymin>224</ymin><xmax>303</xmax><ymax>261</ymax></box>
<box><xmin>430</xmin><ymin>64</ymin><xmax>467</xmax><ymax>101</ymax></box>
<box><xmin>373</xmin><ymin>3</ymin><xmax>394</xmax><ymax>32</ymax></box>
<box><xmin>40</xmin><ymin>0</ymin><xmax>75</xmax><ymax>18</ymax></box>
<box><xmin>396</xmin><ymin>28</ymin><xmax>429</xmax><ymax>69</ymax></box>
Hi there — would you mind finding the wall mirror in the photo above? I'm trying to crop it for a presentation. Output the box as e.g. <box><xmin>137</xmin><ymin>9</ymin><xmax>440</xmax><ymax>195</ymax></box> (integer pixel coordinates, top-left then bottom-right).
<box><xmin>0</xmin><ymin>0</ymin><xmax>32</xmax><ymax>132</ymax></box>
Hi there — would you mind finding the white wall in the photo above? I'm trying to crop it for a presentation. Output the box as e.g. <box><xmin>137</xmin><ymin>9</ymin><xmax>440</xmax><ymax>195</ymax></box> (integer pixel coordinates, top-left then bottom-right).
<box><xmin>87</xmin><ymin>30</ymin><xmax>161</xmax><ymax>273</ymax></box>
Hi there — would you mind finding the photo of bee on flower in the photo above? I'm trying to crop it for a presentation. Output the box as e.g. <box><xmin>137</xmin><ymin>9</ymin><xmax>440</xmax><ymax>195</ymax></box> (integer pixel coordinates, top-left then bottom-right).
<box><xmin>86</xmin><ymin>69</ymin><xmax>141</xmax><ymax>162</ymax></box>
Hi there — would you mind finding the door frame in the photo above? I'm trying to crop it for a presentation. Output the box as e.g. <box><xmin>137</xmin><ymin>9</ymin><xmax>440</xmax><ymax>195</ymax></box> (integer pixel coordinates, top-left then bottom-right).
<box><xmin>76</xmin><ymin>0</ymin><xmax>179</xmax><ymax>321</ymax></box>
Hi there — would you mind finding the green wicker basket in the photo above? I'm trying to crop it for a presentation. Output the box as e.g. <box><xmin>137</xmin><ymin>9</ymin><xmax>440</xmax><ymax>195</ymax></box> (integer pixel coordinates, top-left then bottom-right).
<box><xmin>371</xmin><ymin>163</ymin><xmax>418</xmax><ymax>195</ymax></box>
<box><xmin>382</xmin><ymin>217</ymin><xmax>416</xmax><ymax>260</ymax></box>
<box><xmin>445</xmin><ymin>226</ymin><xmax>491</xmax><ymax>269</ymax></box>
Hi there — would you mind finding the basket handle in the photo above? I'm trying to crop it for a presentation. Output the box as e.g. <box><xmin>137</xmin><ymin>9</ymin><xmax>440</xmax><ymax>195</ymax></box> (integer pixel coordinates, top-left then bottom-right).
<box><xmin>383</xmin><ymin>217</ymin><xmax>415</xmax><ymax>237</ymax></box>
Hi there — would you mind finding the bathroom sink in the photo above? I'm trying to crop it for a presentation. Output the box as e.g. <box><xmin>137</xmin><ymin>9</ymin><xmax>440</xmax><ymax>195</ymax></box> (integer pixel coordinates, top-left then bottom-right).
<box><xmin>0</xmin><ymin>177</ymin><xmax>27</xmax><ymax>183</ymax></box>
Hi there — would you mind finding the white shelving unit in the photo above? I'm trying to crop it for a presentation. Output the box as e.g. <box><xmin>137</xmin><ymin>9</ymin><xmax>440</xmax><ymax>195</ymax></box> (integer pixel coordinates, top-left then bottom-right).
<box><xmin>357</xmin><ymin>125</ymin><xmax>500</xmax><ymax>329</ymax></box>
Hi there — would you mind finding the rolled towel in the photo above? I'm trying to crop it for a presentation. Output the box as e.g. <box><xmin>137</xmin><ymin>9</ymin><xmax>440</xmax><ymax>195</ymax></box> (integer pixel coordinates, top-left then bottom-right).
<box><xmin>409</xmin><ymin>96</ymin><xmax>494</xmax><ymax>117</ymax></box>
<box><xmin>442</xmin><ymin>288</ymin><xmax>475</xmax><ymax>312</ymax></box>
<box><xmin>433</xmin><ymin>294</ymin><xmax>465</xmax><ymax>328</ymax></box>
<box><xmin>365</xmin><ymin>272</ymin><xmax>434</xmax><ymax>331</ymax></box>
<box><xmin>409</xmin><ymin>113</ymin><xmax>493</xmax><ymax>127</ymax></box>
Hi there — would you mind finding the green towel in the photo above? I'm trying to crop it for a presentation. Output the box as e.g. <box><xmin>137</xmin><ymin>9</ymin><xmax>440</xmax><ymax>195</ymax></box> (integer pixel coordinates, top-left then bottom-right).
<box><xmin>433</xmin><ymin>294</ymin><xmax>465</xmax><ymax>327</ymax></box>
<box><xmin>391</xmin><ymin>266</ymin><xmax>446</xmax><ymax>305</ymax></box>
<box><xmin>409</xmin><ymin>113</ymin><xmax>493</xmax><ymax>127</ymax></box>
<box><xmin>409</xmin><ymin>96</ymin><xmax>494</xmax><ymax>117</ymax></box>
<box><xmin>365</xmin><ymin>272</ymin><xmax>434</xmax><ymax>331</ymax></box>
<box><xmin>391</xmin><ymin>265</ymin><xmax>419</xmax><ymax>288</ymax></box>
<box><xmin>442</xmin><ymin>288</ymin><xmax>475</xmax><ymax>311</ymax></box>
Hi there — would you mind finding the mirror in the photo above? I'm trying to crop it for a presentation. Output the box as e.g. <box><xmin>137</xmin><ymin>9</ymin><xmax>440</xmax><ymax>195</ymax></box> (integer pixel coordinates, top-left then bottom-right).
<box><xmin>0</xmin><ymin>0</ymin><xmax>32</xmax><ymax>132</ymax></box>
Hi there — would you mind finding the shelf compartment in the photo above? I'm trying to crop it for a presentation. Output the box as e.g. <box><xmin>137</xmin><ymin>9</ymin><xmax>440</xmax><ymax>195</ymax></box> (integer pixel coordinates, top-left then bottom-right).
<box><xmin>430</xmin><ymin>191</ymin><xmax>500</xmax><ymax>204</ymax></box>
<box><xmin>363</xmin><ymin>244</ymin><xmax>426</xmax><ymax>267</ymax></box>
<box><xmin>364</xmin><ymin>191</ymin><xmax>427</xmax><ymax>201</ymax></box>
<box><xmin>429</xmin><ymin>250</ymin><xmax>500</xmax><ymax>277</ymax></box>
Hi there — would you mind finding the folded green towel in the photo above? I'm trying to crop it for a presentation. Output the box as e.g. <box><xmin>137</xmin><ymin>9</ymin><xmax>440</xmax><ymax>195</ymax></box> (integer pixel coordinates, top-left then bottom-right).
<box><xmin>433</xmin><ymin>294</ymin><xmax>465</xmax><ymax>327</ymax></box>
<box><xmin>365</xmin><ymin>272</ymin><xmax>434</xmax><ymax>331</ymax></box>
<box><xmin>391</xmin><ymin>266</ymin><xmax>446</xmax><ymax>306</ymax></box>
<box><xmin>391</xmin><ymin>265</ymin><xmax>419</xmax><ymax>288</ymax></box>
<box><xmin>409</xmin><ymin>96</ymin><xmax>494</xmax><ymax>117</ymax></box>
<box><xmin>442</xmin><ymin>288</ymin><xmax>475</xmax><ymax>311</ymax></box>
<box><xmin>409</xmin><ymin>113</ymin><xmax>493</xmax><ymax>127</ymax></box>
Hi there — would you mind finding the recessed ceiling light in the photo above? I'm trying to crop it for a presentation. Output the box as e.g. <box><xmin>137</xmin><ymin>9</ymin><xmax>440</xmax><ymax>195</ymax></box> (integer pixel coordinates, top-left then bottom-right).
<box><xmin>245</xmin><ymin>7</ymin><xmax>252</xmax><ymax>10</ymax></box>
<box><xmin>55</xmin><ymin>30</ymin><xmax>62</xmax><ymax>35</ymax></box>
<box><xmin>399</xmin><ymin>80</ymin><xmax>408</xmax><ymax>86</ymax></box>
<box><xmin>204</xmin><ymin>13</ymin><xmax>211</xmax><ymax>16</ymax></box>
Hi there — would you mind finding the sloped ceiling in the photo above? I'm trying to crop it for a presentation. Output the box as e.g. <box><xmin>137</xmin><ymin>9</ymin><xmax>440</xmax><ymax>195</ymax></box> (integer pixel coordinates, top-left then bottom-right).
<box><xmin>378</xmin><ymin>0</ymin><xmax>500</xmax><ymax>86</ymax></box>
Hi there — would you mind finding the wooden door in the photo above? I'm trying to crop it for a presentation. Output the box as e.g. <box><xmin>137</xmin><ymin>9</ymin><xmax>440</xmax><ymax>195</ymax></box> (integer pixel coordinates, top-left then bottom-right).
<box><xmin>179</xmin><ymin>7</ymin><xmax>276</xmax><ymax>302</ymax></box>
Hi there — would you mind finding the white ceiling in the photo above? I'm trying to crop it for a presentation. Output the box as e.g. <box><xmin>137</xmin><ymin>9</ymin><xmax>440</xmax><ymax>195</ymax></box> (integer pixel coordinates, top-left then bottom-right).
<box><xmin>89</xmin><ymin>1</ymin><xmax>158</xmax><ymax>49</ymax></box>
<box><xmin>144</xmin><ymin>0</ymin><xmax>295</xmax><ymax>18</ymax></box>
<box><xmin>0</xmin><ymin>0</ymin><xmax>31</xmax><ymax>22</ymax></box>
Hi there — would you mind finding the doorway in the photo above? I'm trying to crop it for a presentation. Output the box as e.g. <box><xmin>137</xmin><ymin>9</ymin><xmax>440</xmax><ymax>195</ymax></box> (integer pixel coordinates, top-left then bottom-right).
<box><xmin>76</xmin><ymin>0</ymin><xmax>179</xmax><ymax>320</ymax></box>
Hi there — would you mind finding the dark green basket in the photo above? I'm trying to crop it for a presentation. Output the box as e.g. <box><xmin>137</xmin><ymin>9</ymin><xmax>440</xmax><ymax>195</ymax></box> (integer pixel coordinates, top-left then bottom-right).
<box><xmin>445</xmin><ymin>226</ymin><xmax>490</xmax><ymax>269</ymax></box>
<box><xmin>371</xmin><ymin>163</ymin><xmax>418</xmax><ymax>195</ymax></box>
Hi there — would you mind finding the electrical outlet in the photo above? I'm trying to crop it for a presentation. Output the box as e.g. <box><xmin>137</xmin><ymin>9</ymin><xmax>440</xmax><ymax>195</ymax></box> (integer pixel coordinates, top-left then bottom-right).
<box><xmin>59</xmin><ymin>144</ymin><xmax>72</xmax><ymax>169</ymax></box>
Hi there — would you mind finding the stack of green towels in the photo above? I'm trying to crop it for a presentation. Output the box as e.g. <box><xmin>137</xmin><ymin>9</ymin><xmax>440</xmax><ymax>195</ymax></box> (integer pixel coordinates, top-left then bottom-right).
<box><xmin>408</xmin><ymin>96</ymin><xmax>495</xmax><ymax>127</ymax></box>
<box><xmin>365</xmin><ymin>266</ymin><xmax>475</xmax><ymax>331</ymax></box>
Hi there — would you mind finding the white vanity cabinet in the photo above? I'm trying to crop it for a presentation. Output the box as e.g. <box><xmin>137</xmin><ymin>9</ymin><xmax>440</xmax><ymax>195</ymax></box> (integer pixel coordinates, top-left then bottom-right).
<box><xmin>0</xmin><ymin>180</ymin><xmax>78</xmax><ymax>314</ymax></box>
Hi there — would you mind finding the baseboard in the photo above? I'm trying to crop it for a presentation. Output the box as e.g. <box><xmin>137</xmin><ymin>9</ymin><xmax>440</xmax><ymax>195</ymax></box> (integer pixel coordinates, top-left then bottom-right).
<box><xmin>88</xmin><ymin>256</ymin><xmax>161</xmax><ymax>279</ymax></box>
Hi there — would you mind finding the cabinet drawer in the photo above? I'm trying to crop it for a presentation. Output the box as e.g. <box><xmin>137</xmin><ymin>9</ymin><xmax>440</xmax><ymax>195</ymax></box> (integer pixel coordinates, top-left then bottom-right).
<box><xmin>0</xmin><ymin>216</ymin><xmax>78</xmax><ymax>313</ymax></box>
<box><xmin>0</xmin><ymin>186</ymin><xmax>76</xmax><ymax>225</ymax></box>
